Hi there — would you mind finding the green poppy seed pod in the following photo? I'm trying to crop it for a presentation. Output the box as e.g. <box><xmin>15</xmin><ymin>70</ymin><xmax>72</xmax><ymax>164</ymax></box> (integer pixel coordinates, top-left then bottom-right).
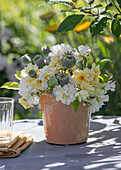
<box><xmin>33</xmin><ymin>55</ymin><xmax>49</xmax><ymax>69</ymax></box>
<box><xmin>29</xmin><ymin>70</ymin><xmax>37</xmax><ymax>78</ymax></box>
<box><xmin>42</xmin><ymin>46</ymin><xmax>51</xmax><ymax>57</ymax></box>
<box><xmin>33</xmin><ymin>55</ymin><xmax>41</xmax><ymax>62</ymax></box>
<box><xmin>21</xmin><ymin>54</ymin><xmax>31</xmax><ymax>65</ymax></box>
<box><xmin>56</xmin><ymin>71</ymin><xmax>69</xmax><ymax>87</ymax></box>
<box><xmin>62</xmin><ymin>52</ymin><xmax>76</xmax><ymax>69</ymax></box>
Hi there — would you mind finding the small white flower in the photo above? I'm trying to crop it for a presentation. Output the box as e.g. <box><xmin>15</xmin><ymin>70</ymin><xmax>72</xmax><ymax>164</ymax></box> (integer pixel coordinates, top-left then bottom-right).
<box><xmin>93</xmin><ymin>83</ymin><xmax>105</xmax><ymax>97</ymax></box>
<box><xmin>103</xmin><ymin>76</ymin><xmax>116</xmax><ymax>93</ymax></box>
<box><xmin>19</xmin><ymin>98</ymin><xmax>34</xmax><ymax>109</ymax></box>
<box><xmin>72</xmin><ymin>69</ymin><xmax>90</xmax><ymax>85</ymax></box>
<box><xmin>78</xmin><ymin>45</ymin><xmax>91</xmax><ymax>56</ymax></box>
<box><xmin>38</xmin><ymin>66</ymin><xmax>56</xmax><ymax>89</ymax></box>
<box><xmin>88</xmin><ymin>94</ymin><xmax>109</xmax><ymax>113</ymax></box>
<box><xmin>75</xmin><ymin>90</ymin><xmax>89</xmax><ymax>102</ymax></box>
<box><xmin>49</xmin><ymin>43</ymin><xmax>72</xmax><ymax>59</ymax></box>
<box><xmin>88</xmin><ymin>98</ymin><xmax>101</xmax><ymax>113</ymax></box>
<box><xmin>18</xmin><ymin>76</ymin><xmax>33</xmax><ymax>99</ymax></box>
<box><xmin>73</xmin><ymin>46</ymin><xmax>91</xmax><ymax>62</ymax></box>
<box><xmin>19</xmin><ymin>75</ymin><xmax>40</xmax><ymax>106</ymax></box>
<box><xmin>72</xmin><ymin>48</ymin><xmax>83</xmax><ymax>62</ymax></box>
<box><xmin>21</xmin><ymin>63</ymin><xmax>39</xmax><ymax>78</ymax></box>
<box><xmin>21</xmin><ymin>69</ymin><xmax>28</xmax><ymax>78</ymax></box>
<box><xmin>27</xmin><ymin>94</ymin><xmax>40</xmax><ymax>105</ymax></box>
<box><xmin>81</xmin><ymin>82</ymin><xmax>95</xmax><ymax>94</ymax></box>
<box><xmin>53</xmin><ymin>84</ymin><xmax>76</xmax><ymax>105</ymax></box>
<box><xmin>91</xmin><ymin>63</ymin><xmax>101</xmax><ymax>77</ymax></box>
<box><xmin>49</xmin><ymin>56</ymin><xmax>64</xmax><ymax>72</ymax></box>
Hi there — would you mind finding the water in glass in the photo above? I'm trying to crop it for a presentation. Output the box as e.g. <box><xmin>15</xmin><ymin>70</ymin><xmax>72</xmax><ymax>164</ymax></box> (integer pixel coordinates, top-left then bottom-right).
<box><xmin>0</xmin><ymin>97</ymin><xmax>14</xmax><ymax>143</ymax></box>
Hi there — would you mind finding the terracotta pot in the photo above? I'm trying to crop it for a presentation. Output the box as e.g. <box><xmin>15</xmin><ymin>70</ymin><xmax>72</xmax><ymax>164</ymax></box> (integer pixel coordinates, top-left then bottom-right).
<box><xmin>40</xmin><ymin>93</ymin><xmax>90</xmax><ymax>145</ymax></box>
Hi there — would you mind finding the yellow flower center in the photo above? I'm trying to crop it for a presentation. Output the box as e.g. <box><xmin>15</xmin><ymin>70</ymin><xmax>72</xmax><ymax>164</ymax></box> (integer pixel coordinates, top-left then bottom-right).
<box><xmin>79</xmin><ymin>75</ymin><xmax>85</xmax><ymax>81</ymax></box>
<box><xmin>37</xmin><ymin>80</ymin><xmax>42</xmax><ymax>84</ymax></box>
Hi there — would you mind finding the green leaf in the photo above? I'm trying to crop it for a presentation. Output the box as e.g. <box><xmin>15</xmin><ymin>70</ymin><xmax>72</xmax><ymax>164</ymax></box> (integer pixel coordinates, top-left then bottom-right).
<box><xmin>14</xmin><ymin>71</ymin><xmax>22</xmax><ymax>80</ymax></box>
<box><xmin>98</xmin><ymin>74</ymin><xmax>110</xmax><ymax>83</ymax></box>
<box><xmin>105</xmin><ymin>12</ymin><xmax>112</xmax><ymax>18</ymax></box>
<box><xmin>105</xmin><ymin>3</ymin><xmax>115</xmax><ymax>11</ymax></box>
<box><xmin>84</xmin><ymin>0</ymin><xmax>95</xmax><ymax>5</ymax></box>
<box><xmin>61</xmin><ymin>9</ymin><xmax>79</xmax><ymax>13</ymax></box>
<box><xmin>117</xmin><ymin>0</ymin><xmax>121</xmax><ymax>6</ymax></box>
<box><xmin>1</xmin><ymin>82</ymin><xmax>19</xmax><ymax>90</ymax></box>
<box><xmin>48</xmin><ymin>77</ymin><xmax>58</xmax><ymax>87</ymax></box>
<box><xmin>111</xmin><ymin>15</ymin><xmax>121</xmax><ymax>38</ymax></box>
<box><xmin>90</xmin><ymin>16</ymin><xmax>108</xmax><ymax>37</ymax></box>
<box><xmin>96</xmin><ymin>59</ymin><xmax>111</xmax><ymax>70</ymax></box>
<box><xmin>42</xmin><ymin>1</ymin><xmax>75</xmax><ymax>8</ymax></box>
<box><xmin>57</xmin><ymin>14</ymin><xmax>85</xmax><ymax>32</ymax></box>
<box><xmin>71</xmin><ymin>98</ymin><xmax>79</xmax><ymax>112</ymax></box>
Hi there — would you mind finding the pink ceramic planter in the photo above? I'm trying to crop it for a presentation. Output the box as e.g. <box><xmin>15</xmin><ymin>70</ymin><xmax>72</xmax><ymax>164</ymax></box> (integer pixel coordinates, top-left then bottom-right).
<box><xmin>40</xmin><ymin>94</ymin><xmax>90</xmax><ymax>145</ymax></box>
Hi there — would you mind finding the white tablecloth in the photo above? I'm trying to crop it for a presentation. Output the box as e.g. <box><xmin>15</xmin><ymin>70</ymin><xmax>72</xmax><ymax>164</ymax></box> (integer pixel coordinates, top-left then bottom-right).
<box><xmin>0</xmin><ymin>116</ymin><xmax>121</xmax><ymax>170</ymax></box>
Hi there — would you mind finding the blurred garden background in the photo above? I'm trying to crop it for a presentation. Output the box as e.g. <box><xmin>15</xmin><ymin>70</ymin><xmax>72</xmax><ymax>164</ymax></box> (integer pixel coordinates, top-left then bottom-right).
<box><xmin>0</xmin><ymin>0</ymin><xmax>121</xmax><ymax>119</ymax></box>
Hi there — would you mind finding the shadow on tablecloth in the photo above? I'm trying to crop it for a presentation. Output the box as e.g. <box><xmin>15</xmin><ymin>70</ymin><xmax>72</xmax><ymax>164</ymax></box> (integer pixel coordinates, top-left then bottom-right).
<box><xmin>1</xmin><ymin>116</ymin><xmax>121</xmax><ymax>170</ymax></box>
<box><xmin>27</xmin><ymin>116</ymin><xmax>121</xmax><ymax>170</ymax></box>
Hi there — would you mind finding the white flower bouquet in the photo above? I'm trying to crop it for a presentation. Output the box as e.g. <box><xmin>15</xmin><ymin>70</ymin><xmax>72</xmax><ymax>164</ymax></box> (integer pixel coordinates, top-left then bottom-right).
<box><xmin>2</xmin><ymin>44</ymin><xmax>115</xmax><ymax>113</ymax></box>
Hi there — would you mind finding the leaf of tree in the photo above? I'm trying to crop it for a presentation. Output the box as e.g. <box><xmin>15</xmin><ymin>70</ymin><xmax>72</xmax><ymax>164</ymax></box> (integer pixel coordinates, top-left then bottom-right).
<box><xmin>117</xmin><ymin>0</ymin><xmax>121</xmax><ymax>6</ymax></box>
<box><xmin>111</xmin><ymin>15</ymin><xmax>121</xmax><ymax>38</ymax></box>
<box><xmin>14</xmin><ymin>71</ymin><xmax>22</xmax><ymax>80</ymax></box>
<box><xmin>61</xmin><ymin>9</ymin><xmax>79</xmax><ymax>13</ymax></box>
<box><xmin>57</xmin><ymin>14</ymin><xmax>85</xmax><ymax>32</ymax></box>
<box><xmin>1</xmin><ymin>82</ymin><xmax>19</xmax><ymax>90</ymax></box>
<box><xmin>98</xmin><ymin>74</ymin><xmax>110</xmax><ymax>83</ymax></box>
<box><xmin>90</xmin><ymin>16</ymin><xmax>108</xmax><ymax>37</ymax></box>
<box><xmin>84</xmin><ymin>0</ymin><xmax>95</xmax><ymax>5</ymax></box>
<box><xmin>96</xmin><ymin>59</ymin><xmax>111</xmax><ymax>70</ymax></box>
<box><xmin>42</xmin><ymin>0</ymin><xmax>75</xmax><ymax>8</ymax></box>
<box><xmin>105</xmin><ymin>3</ymin><xmax>115</xmax><ymax>11</ymax></box>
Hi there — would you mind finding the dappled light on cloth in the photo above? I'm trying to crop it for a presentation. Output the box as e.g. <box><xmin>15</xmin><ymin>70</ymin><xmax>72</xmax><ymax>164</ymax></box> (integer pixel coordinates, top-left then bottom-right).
<box><xmin>1</xmin><ymin>116</ymin><xmax>121</xmax><ymax>169</ymax></box>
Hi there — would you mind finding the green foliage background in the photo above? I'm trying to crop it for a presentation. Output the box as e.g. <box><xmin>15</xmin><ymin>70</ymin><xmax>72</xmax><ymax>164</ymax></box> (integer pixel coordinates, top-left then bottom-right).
<box><xmin>0</xmin><ymin>0</ymin><xmax>121</xmax><ymax>119</ymax></box>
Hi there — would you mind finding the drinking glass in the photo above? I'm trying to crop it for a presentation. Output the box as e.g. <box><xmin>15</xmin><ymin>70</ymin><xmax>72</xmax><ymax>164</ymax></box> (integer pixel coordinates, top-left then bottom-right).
<box><xmin>0</xmin><ymin>97</ymin><xmax>14</xmax><ymax>143</ymax></box>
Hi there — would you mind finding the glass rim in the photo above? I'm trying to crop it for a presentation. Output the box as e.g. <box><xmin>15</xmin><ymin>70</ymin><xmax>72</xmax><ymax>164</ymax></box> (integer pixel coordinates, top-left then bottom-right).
<box><xmin>0</xmin><ymin>97</ymin><xmax>14</xmax><ymax>103</ymax></box>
